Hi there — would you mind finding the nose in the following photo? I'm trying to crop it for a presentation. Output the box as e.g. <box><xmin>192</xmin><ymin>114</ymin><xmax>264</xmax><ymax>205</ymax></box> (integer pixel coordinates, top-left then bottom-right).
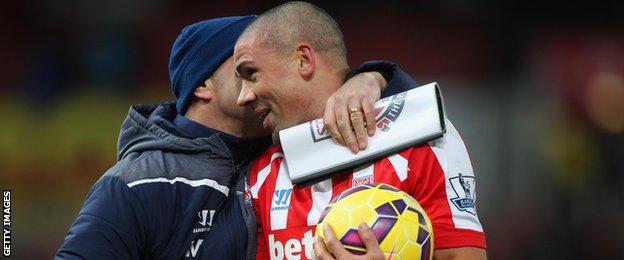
<box><xmin>237</xmin><ymin>82</ymin><xmax>256</xmax><ymax>107</ymax></box>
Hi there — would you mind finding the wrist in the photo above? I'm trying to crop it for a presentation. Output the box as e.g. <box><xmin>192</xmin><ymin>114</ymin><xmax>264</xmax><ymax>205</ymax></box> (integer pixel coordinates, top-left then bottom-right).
<box><xmin>346</xmin><ymin>60</ymin><xmax>396</xmax><ymax>87</ymax></box>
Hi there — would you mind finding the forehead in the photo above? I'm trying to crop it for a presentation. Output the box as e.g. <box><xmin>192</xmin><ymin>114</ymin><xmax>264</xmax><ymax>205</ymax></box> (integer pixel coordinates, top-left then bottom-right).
<box><xmin>234</xmin><ymin>34</ymin><xmax>259</xmax><ymax>61</ymax></box>
<box><xmin>235</xmin><ymin>32</ymin><xmax>281</xmax><ymax>63</ymax></box>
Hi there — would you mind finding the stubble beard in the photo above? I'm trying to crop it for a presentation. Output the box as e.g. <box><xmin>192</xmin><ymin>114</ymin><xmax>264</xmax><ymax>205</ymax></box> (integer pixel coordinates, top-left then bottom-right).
<box><xmin>271</xmin><ymin>131</ymin><xmax>281</xmax><ymax>145</ymax></box>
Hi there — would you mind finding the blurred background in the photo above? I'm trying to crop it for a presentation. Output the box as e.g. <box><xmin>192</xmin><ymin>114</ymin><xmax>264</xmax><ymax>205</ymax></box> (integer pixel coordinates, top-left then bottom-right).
<box><xmin>1</xmin><ymin>0</ymin><xmax>623</xmax><ymax>259</ymax></box>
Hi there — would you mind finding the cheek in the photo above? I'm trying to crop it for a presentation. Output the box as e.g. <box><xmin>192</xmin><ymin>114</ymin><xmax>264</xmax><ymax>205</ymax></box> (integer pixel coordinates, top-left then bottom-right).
<box><xmin>277</xmin><ymin>89</ymin><xmax>307</xmax><ymax>121</ymax></box>
<box><xmin>256</xmin><ymin>65</ymin><xmax>298</xmax><ymax>110</ymax></box>
<box><xmin>255</xmin><ymin>80</ymin><xmax>272</xmax><ymax>97</ymax></box>
<box><xmin>218</xmin><ymin>78</ymin><xmax>243</xmax><ymax>104</ymax></box>
<box><xmin>252</xmin><ymin>76</ymin><xmax>281</xmax><ymax>106</ymax></box>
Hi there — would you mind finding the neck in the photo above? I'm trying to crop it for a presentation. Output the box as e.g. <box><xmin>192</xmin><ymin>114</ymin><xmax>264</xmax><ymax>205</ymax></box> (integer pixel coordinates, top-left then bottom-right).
<box><xmin>308</xmin><ymin>65</ymin><xmax>350</xmax><ymax>117</ymax></box>
<box><xmin>184</xmin><ymin>102</ymin><xmax>246</xmax><ymax>138</ymax></box>
<box><xmin>318</xmin><ymin>58</ymin><xmax>349</xmax><ymax>93</ymax></box>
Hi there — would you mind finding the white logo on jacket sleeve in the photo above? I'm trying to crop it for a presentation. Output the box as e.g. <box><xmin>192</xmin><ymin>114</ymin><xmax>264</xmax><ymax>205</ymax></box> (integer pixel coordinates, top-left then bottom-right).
<box><xmin>185</xmin><ymin>239</ymin><xmax>204</xmax><ymax>258</ymax></box>
<box><xmin>448</xmin><ymin>174</ymin><xmax>477</xmax><ymax>215</ymax></box>
<box><xmin>193</xmin><ymin>209</ymin><xmax>215</xmax><ymax>233</ymax></box>
<box><xmin>198</xmin><ymin>209</ymin><xmax>215</xmax><ymax>226</ymax></box>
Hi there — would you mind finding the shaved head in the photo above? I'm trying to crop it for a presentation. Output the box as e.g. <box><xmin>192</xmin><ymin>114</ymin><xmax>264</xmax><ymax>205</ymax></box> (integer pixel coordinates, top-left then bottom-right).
<box><xmin>240</xmin><ymin>1</ymin><xmax>348</xmax><ymax>69</ymax></box>
<box><xmin>234</xmin><ymin>2</ymin><xmax>351</xmax><ymax>143</ymax></box>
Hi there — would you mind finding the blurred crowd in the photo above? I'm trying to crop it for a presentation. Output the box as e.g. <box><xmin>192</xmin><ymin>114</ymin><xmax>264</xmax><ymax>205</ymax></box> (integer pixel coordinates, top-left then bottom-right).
<box><xmin>0</xmin><ymin>0</ymin><xmax>622</xmax><ymax>259</ymax></box>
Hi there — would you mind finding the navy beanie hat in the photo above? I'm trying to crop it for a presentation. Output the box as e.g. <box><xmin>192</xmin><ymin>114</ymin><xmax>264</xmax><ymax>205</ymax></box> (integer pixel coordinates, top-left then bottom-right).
<box><xmin>169</xmin><ymin>15</ymin><xmax>256</xmax><ymax>115</ymax></box>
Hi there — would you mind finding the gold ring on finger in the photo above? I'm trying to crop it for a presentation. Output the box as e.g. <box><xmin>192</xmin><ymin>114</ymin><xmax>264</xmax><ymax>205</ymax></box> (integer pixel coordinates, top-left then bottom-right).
<box><xmin>348</xmin><ymin>107</ymin><xmax>361</xmax><ymax>114</ymax></box>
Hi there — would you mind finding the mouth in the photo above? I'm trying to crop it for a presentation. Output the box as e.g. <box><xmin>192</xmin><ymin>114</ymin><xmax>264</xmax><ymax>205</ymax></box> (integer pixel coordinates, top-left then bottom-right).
<box><xmin>253</xmin><ymin>107</ymin><xmax>273</xmax><ymax>130</ymax></box>
<box><xmin>253</xmin><ymin>107</ymin><xmax>270</xmax><ymax>119</ymax></box>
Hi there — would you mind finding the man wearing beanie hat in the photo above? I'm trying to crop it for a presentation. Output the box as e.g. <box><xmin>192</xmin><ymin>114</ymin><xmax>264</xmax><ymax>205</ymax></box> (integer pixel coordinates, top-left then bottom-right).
<box><xmin>56</xmin><ymin>14</ymin><xmax>412</xmax><ymax>259</ymax></box>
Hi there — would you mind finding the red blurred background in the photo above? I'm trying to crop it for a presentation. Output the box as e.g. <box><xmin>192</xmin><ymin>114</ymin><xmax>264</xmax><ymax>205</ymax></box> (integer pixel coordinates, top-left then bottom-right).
<box><xmin>0</xmin><ymin>0</ymin><xmax>623</xmax><ymax>259</ymax></box>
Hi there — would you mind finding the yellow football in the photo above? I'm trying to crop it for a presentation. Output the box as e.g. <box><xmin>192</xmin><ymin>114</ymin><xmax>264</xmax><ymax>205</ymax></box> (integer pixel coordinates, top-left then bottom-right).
<box><xmin>315</xmin><ymin>183</ymin><xmax>433</xmax><ymax>260</ymax></box>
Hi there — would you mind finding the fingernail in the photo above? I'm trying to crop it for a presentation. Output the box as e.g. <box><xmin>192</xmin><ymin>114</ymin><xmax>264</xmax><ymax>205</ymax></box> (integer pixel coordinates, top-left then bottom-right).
<box><xmin>359</xmin><ymin>222</ymin><xmax>370</xmax><ymax>230</ymax></box>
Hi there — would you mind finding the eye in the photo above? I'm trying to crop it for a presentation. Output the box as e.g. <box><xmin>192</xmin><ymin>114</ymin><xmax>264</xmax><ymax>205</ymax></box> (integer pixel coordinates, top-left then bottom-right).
<box><xmin>249</xmin><ymin>69</ymin><xmax>258</xmax><ymax>82</ymax></box>
<box><xmin>235</xmin><ymin>61</ymin><xmax>257</xmax><ymax>81</ymax></box>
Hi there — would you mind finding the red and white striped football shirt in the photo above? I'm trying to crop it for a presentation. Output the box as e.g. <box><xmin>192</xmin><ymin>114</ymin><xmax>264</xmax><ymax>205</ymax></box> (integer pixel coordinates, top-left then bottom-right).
<box><xmin>247</xmin><ymin>122</ymin><xmax>486</xmax><ymax>260</ymax></box>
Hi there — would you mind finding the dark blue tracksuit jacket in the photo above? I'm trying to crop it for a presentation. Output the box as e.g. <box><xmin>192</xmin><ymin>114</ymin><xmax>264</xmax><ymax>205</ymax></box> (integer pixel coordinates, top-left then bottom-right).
<box><xmin>55</xmin><ymin>61</ymin><xmax>418</xmax><ymax>259</ymax></box>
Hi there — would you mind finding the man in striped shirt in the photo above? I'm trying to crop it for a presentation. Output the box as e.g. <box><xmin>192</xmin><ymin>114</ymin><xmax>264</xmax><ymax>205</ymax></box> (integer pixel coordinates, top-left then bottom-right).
<box><xmin>234</xmin><ymin>2</ymin><xmax>487</xmax><ymax>260</ymax></box>
<box><xmin>56</xmin><ymin>14</ymin><xmax>394</xmax><ymax>259</ymax></box>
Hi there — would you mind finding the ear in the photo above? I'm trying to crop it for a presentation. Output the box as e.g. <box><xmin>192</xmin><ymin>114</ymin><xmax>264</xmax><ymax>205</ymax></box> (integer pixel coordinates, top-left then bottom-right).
<box><xmin>295</xmin><ymin>43</ymin><xmax>316</xmax><ymax>79</ymax></box>
<box><xmin>193</xmin><ymin>79</ymin><xmax>214</xmax><ymax>103</ymax></box>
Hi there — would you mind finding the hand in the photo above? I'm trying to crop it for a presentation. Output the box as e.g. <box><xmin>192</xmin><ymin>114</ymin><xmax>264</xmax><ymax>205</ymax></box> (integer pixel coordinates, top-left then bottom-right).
<box><xmin>323</xmin><ymin>72</ymin><xmax>387</xmax><ymax>153</ymax></box>
<box><xmin>313</xmin><ymin>223</ymin><xmax>385</xmax><ymax>260</ymax></box>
